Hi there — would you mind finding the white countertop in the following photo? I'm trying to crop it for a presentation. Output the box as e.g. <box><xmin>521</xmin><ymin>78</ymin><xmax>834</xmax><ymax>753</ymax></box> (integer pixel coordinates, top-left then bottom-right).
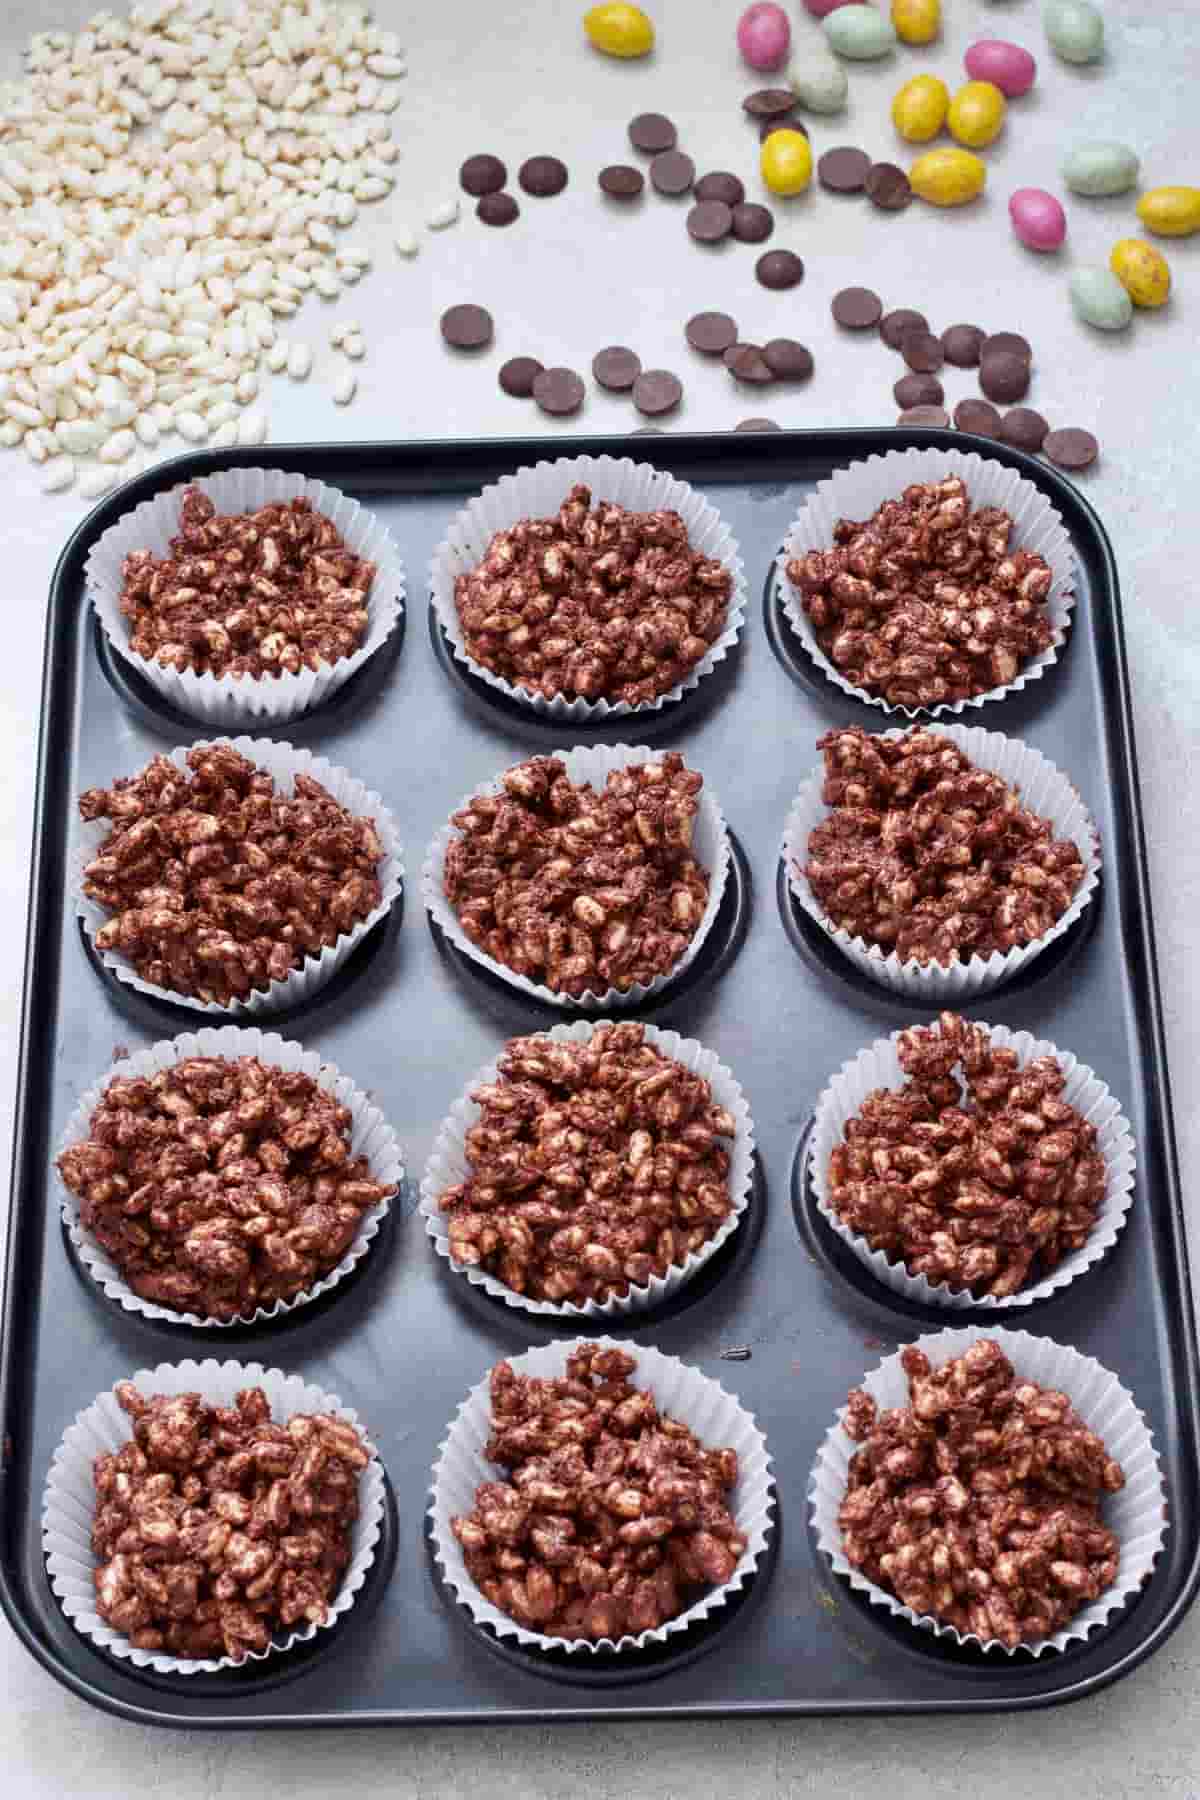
<box><xmin>3</xmin><ymin>0</ymin><xmax>1199</xmax><ymax>1792</ymax></box>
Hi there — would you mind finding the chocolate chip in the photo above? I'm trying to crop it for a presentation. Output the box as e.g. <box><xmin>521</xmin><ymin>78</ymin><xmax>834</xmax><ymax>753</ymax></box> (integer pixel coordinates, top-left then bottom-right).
<box><xmin>695</xmin><ymin>171</ymin><xmax>745</xmax><ymax>206</ymax></box>
<box><xmin>942</xmin><ymin>323</ymin><xmax>986</xmax><ymax>367</ymax></box>
<box><xmin>498</xmin><ymin>356</ymin><xmax>543</xmax><ymax>397</ymax></box>
<box><xmin>998</xmin><ymin>407</ymin><xmax>1050</xmax><ymax>452</ymax></box>
<box><xmin>760</xmin><ymin>117</ymin><xmax>806</xmax><ymax>141</ymax></box>
<box><xmin>979</xmin><ymin>351</ymin><xmax>1030</xmax><ymax>404</ymax></box>
<box><xmin>440</xmin><ymin>303</ymin><xmax>493</xmax><ymax>350</ymax></box>
<box><xmin>900</xmin><ymin>330</ymin><xmax>944</xmax><ymax>373</ymax></box>
<box><xmin>897</xmin><ymin>405</ymin><xmax>950</xmax><ymax>427</ymax></box>
<box><xmin>1043</xmin><ymin>427</ymin><xmax>1098</xmax><ymax>470</ymax></box>
<box><xmin>650</xmin><ymin>150</ymin><xmax>695</xmax><ymax>196</ymax></box>
<box><xmin>592</xmin><ymin>345</ymin><xmax>642</xmax><ymax>391</ymax></box>
<box><xmin>982</xmin><ymin>331</ymin><xmax>1032</xmax><ymax>365</ymax></box>
<box><xmin>756</xmin><ymin>249</ymin><xmax>804</xmax><ymax>290</ymax></box>
<box><xmin>731</xmin><ymin>202</ymin><xmax>774</xmax><ymax>242</ymax></box>
<box><xmin>727</xmin><ymin>344</ymin><xmax>773</xmax><ymax>383</ymax></box>
<box><xmin>879</xmin><ymin>308</ymin><xmax>929</xmax><ymax>349</ymax></box>
<box><xmin>632</xmin><ymin>369</ymin><xmax>683</xmax><ymax>416</ymax></box>
<box><xmin>532</xmin><ymin>366</ymin><xmax>585</xmax><ymax>416</ymax></box>
<box><xmin>735</xmin><ymin>417</ymin><xmax>782</xmax><ymax>430</ymax></box>
<box><xmin>687</xmin><ymin>199</ymin><xmax>733</xmax><ymax>242</ymax></box>
<box><xmin>865</xmin><ymin>162</ymin><xmax>912</xmax><ymax>210</ymax></box>
<box><xmin>953</xmin><ymin>397</ymin><xmax>1004</xmax><ymax>437</ymax></box>
<box><xmin>686</xmin><ymin>311</ymin><xmax>739</xmax><ymax>354</ymax></box>
<box><xmin>818</xmin><ymin>146</ymin><xmax>872</xmax><ymax>194</ymax></box>
<box><xmin>832</xmin><ymin>286</ymin><xmax>883</xmax><ymax>329</ymax></box>
<box><xmin>476</xmin><ymin>192</ymin><xmax>519</xmax><ymax>227</ymax></box>
<box><xmin>762</xmin><ymin>338</ymin><xmax>813</xmax><ymax>380</ymax></box>
<box><xmin>460</xmin><ymin>154</ymin><xmax>507</xmax><ymax>197</ymax></box>
<box><xmin>743</xmin><ymin>87</ymin><xmax>797</xmax><ymax>118</ymax></box>
<box><xmin>519</xmin><ymin>156</ymin><xmax>568</xmax><ymax>197</ymax></box>
<box><xmin>629</xmin><ymin>112</ymin><xmax>677</xmax><ymax>154</ymax></box>
<box><xmin>599</xmin><ymin>164</ymin><xmax>645</xmax><ymax>200</ymax></box>
<box><xmin>894</xmin><ymin>372</ymin><xmax>944</xmax><ymax>408</ymax></box>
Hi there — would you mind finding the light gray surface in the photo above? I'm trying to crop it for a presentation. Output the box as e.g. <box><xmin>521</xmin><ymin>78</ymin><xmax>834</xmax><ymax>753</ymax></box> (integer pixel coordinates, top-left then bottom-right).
<box><xmin>2</xmin><ymin>0</ymin><xmax>1199</xmax><ymax>1793</ymax></box>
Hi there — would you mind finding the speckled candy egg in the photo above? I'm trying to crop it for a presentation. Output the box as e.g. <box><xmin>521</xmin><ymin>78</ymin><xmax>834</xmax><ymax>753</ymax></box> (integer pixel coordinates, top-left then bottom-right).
<box><xmin>1062</xmin><ymin>141</ymin><xmax>1139</xmax><ymax>196</ymax></box>
<box><xmin>1110</xmin><ymin>237</ymin><xmax>1171</xmax><ymax>307</ymax></box>
<box><xmin>1044</xmin><ymin>0</ymin><xmax>1104</xmax><ymax>65</ymax></box>
<box><xmin>891</xmin><ymin>73</ymin><xmax>950</xmax><ymax>142</ymax></box>
<box><xmin>964</xmin><ymin>39</ymin><xmax>1037</xmax><ymax>98</ymax></box>
<box><xmin>738</xmin><ymin>2</ymin><xmax>791</xmax><ymax>70</ymax></box>
<box><xmin>761</xmin><ymin>127</ymin><xmax>813</xmax><ymax>194</ymax></box>
<box><xmin>803</xmin><ymin>0</ymin><xmax>865</xmax><ymax>15</ymax></box>
<box><xmin>910</xmin><ymin>146</ymin><xmax>986</xmax><ymax>206</ymax></box>
<box><xmin>1009</xmin><ymin>187</ymin><xmax>1067</xmax><ymax>251</ymax></box>
<box><xmin>948</xmin><ymin>80</ymin><xmax>1007</xmax><ymax>148</ymax></box>
<box><xmin>789</xmin><ymin>54</ymin><xmax>849</xmax><ymax>113</ymax></box>
<box><xmin>1136</xmin><ymin>186</ymin><xmax>1200</xmax><ymax>238</ymax></box>
<box><xmin>1070</xmin><ymin>266</ymin><xmax>1133</xmax><ymax>330</ymax></box>
<box><xmin>891</xmin><ymin>0</ymin><xmax>940</xmax><ymax>46</ymax></box>
<box><xmin>583</xmin><ymin>2</ymin><xmax>655</xmax><ymax>57</ymax></box>
<box><xmin>824</xmin><ymin>5</ymin><xmax>897</xmax><ymax>58</ymax></box>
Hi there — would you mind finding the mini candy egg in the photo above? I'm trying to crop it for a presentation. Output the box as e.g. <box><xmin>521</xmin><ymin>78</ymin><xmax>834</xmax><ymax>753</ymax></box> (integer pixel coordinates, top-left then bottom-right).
<box><xmin>964</xmin><ymin>39</ymin><xmax>1037</xmax><ymax>98</ymax></box>
<box><xmin>583</xmin><ymin>2</ymin><xmax>655</xmax><ymax>56</ymax></box>
<box><xmin>803</xmin><ymin>0</ymin><xmax>865</xmax><ymax>14</ymax></box>
<box><xmin>1044</xmin><ymin>0</ymin><xmax>1104</xmax><ymax>65</ymax></box>
<box><xmin>1136</xmin><ymin>186</ymin><xmax>1200</xmax><ymax>238</ymax></box>
<box><xmin>1009</xmin><ymin>187</ymin><xmax>1067</xmax><ymax>251</ymax></box>
<box><xmin>1070</xmin><ymin>266</ymin><xmax>1133</xmax><ymax>330</ymax></box>
<box><xmin>1110</xmin><ymin>237</ymin><xmax>1171</xmax><ymax>307</ymax></box>
<box><xmin>947</xmin><ymin>80</ymin><xmax>1006</xmax><ymax>148</ymax></box>
<box><xmin>1062</xmin><ymin>141</ymin><xmax>1140</xmax><ymax>196</ymax></box>
<box><xmin>824</xmin><ymin>6</ymin><xmax>897</xmax><ymax>59</ymax></box>
<box><xmin>891</xmin><ymin>73</ymin><xmax>949</xmax><ymax>141</ymax></box>
<box><xmin>738</xmin><ymin>2</ymin><xmax>791</xmax><ymax>70</ymax></box>
<box><xmin>761</xmin><ymin>127</ymin><xmax>813</xmax><ymax>194</ymax></box>
<box><xmin>910</xmin><ymin>146</ymin><xmax>986</xmax><ymax>206</ymax></box>
<box><xmin>790</xmin><ymin>54</ymin><xmax>850</xmax><ymax>113</ymax></box>
<box><xmin>891</xmin><ymin>0</ymin><xmax>940</xmax><ymax>46</ymax></box>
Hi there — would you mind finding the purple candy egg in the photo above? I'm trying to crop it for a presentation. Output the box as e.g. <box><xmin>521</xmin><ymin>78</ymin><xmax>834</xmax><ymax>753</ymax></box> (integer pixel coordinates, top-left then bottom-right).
<box><xmin>737</xmin><ymin>2</ymin><xmax>791</xmax><ymax>70</ymax></box>
<box><xmin>1009</xmin><ymin>187</ymin><xmax>1067</xmax><ymax>252</ymax></box>
<box><xmin>964</xmin><ymin>39</ymin><xmax>1037</xmax><ymax>98</ymax></box>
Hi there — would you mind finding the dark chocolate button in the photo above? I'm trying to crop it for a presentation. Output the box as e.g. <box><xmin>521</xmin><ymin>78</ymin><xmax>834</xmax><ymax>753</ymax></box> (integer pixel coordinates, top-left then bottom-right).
<box><xmin>735</xmin><ymin>417</ymin><xmax>782</xmax><ymax>430</ymax></box>
<box><xmin>629</xmin><ymin>112</ymin><xmax>677</xmax><ymax>154</ymax></box>
<box><xmin>832</xmin><ymin>286</ymin><xmax>882</xmax><ymax>329</ymax></box>
<box><xmin>756</xmin><ymin>249</ymin><xmax>804</xmax><ymax>290</ymax></box>
<box><xmin>724</xmin><ymin>341</ymin><xmax>761</xmax><ymax>370</ymax></box>
<box><xmin>762</xmin><ymin>338</ymin><xmax>813</xmax><ymax>380</ymax></box>
<box><xmin>760</xmin><ymin>116</ymin><xmax>806</xmax><ymax>141</ymax></box>
<box><xmin>953</xmin><ymin>397</ymin><xmax>1003</xmax><ymax>436</ymax></box>
<box><xmin>941</xmin><ymin>323</ymin><xmax>986</xmax><ymax>367</ymax></box>
<box><xmin>592</xmin><ymin>345</ymin><xmax>642</xmax><ymax>391</ymax></box>
<box><xmin>532</xmin><ymin>366</ymin><xmax>585</xmax><ymax>416</ymax></box>
<box><xmin>865</xmin><ymin>162</ymin><xmax>912</xmax><ymax>210</ymax></box>
<box><xmin>459</xmin><ymin>154</ymin><xmax>507</xmax><ymax>197</ymax></box>
<box><xmin>599</xmin><ymin>164</ymin><xmax>645</xmax><ymax>200</ymax></box>
<box><xmin>518</xmin><ymin>156</ymin><xmax>568</xmax><ymax>197</ymax></box>
<box><xmin>440</xmin><ymin>303</ymin><xmax>493</xmax><ymax>350</ymax></box>
<box><xmin>879</xmin><ymin>307</ymin><xmax>929</xmax><ymax>349</ymax></box>
<box><xmin>650</xmin><ymin>150</ymin><xmax>695</xmax><ymax>196</ymax></box>
<box><xmin>894</xmin><ymin>372</ymin><xmax>944</xmax><ymax>408</ymax></box>
<box><xmin>727</xmin><ymin>344</ymin><xmax>773</xmax><ymax>383</ymax></box>
<box><xmin>743</xmin><ymin>87</ymin><xmax>798</xmax><ymax>117</ymax></box>
<box><xmin>897</xmin><ymin>405</ymin><xmax>950</xmax><ymax>427</ymax></box>
<box><xmin>632</xmin><ymin>369</ymin><xmax>683</xmax><ymax>416</ymax></box>
<box><xmin>979</xmin><ymin>350</ymin><xmax>1030</xmax><ymax>403</ymax></box>
<box><xmin>731</xmin><ymin>202</ymin><xmax>775</xmax><ymax>242</ymax></box>
<box><xmin>687</xmin><ymin>199</ymin><xmax>733</xmax><ymax>242</ymax></box>
<box><xmin>900</xmin><ymin>329</ymin><xmax>944</xmax><ymax>373</ymax></box>
<box><xmin>1043</xmin><ymin>427</ymin><xmax>1098</xmax><ymax>470</ymax></box>
<box><xmin>498</xmin><ymin>356</ymin><xmax>543</xmax><ymax>397</ymax></box>
<box><xmin>686</xmin><ymin>311</ymin><xmax>739</xmax><ymax>354</ymax></box>
<box><xmin>982</xmin><ymin>331</ymin><xmax>1032</xmax><ymax>365</ymax></box>
<box><xmin>695</xmin><ymin>171</ymin><xmax>746</xmax><ymax>206</ymax></box>
<box><xmin>476</xmin><ymin>191</ymin><xmax>519</xmax><ymax>227</ymax></box>
<box><xmin>818</xmin><ymin>146</ymin><xmax>871</xmax><ymax>193</ymax></box>
<box><xmin>997</xmin><ymin>406</ymin><xmax>1050</xmax><ymax>452</ymax></box>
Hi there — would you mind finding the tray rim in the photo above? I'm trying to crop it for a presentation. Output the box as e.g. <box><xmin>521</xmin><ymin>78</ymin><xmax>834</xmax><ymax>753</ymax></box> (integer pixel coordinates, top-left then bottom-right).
<box><xmin>2</xmin><ymin>426</ymin><xmax>1196</xmax><ymax>1728</ymax></box>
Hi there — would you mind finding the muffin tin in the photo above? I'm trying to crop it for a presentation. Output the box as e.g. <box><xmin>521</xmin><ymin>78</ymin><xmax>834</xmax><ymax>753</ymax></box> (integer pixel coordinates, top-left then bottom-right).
<box><xmin>1</xmin><ymin>429</ymin><xmax>1196</xmax><ymax>1726</ymax></box>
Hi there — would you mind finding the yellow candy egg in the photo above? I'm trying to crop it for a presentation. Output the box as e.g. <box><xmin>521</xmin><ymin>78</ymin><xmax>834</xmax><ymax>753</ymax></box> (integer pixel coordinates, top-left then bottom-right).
<box><xmin>910</xmin><ymin>146</ymin><xmax>986</xmax><ymax>207</ymax></box>
<box><xmin>1136</xmin><ymin>186</ymin><xmax>1200</xmax><ymax>238</ymax></box>
<box><xmin>1110</xmin><ymin>237</ymin><xmax>1171</xmax><ymax>307</ymax></box>
<box><xmin>891</xmin><ymin>0</ymin><xmax>940</xmax><ymax>46</ymax></box>
<box><xmin>891</xmin><ymin>74</ymin><xmax>950</xmax><ymax>143</ymax></box>
<box><xmin>947</xmin><ymin>80</ymin><xmax>1006</xmax><ymax>149</ymax></box>
<box><xmin>761</xmin><ymin>128</ymin><xmax>813</xmax><ymax>196</ymax></box>
<box><xmin>583</xmin><ymin>2</ymin><xmax>655</xmax><ymax>58</ymax></box>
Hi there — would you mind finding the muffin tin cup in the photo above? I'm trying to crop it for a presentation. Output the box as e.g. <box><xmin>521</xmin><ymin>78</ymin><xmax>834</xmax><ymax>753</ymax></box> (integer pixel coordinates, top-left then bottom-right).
<box><xmin>810</xmin><ymin>1326</ymin><xmax>1167</xmax><ymax>1656</ymax></box>
<box><xmin>85</xmin><ymin>467</ymin><xmax>406</xmax><ymax>728</ymax></box>
<box><xmin>43</xmin><ymin>1358</ymin><xmax>386</xmax><ymax>1675</ymax></box>
<box><xmin>773</xmin><ymin>445</ymin><xmax>1076</xmax><ymax>720</ymax></box>
<box><xmin>428</xmin><ymin>454</ymin><xmax>748</xmax><ymax>722</ymax></box>
<box><xmin>422</xmin><ymin>743</ymin><xmax>731</xmax><ymax>1011</ymax></box>
<box><xmin>782</xmin><ymin>722</ymin><xmax>1101</xmax><ymax>1001</ymax></box>
<box><xmin>71</xmin><ymin>735</ymin><xmax>404</xmax><ymax>1017</ymax></box>
<box><xmin>429</xmin><ymin>1336</ymin><xmax>774</xmax><ymax>1655</ymax></box>
<box><xmin>56</xmin><ymin>1026</ymin><xmax>406</xmax><ymax>1329</ymax></box>
<box><xmin>810</xmin><ymin>1022</ymin><xmax>1136</xmax><ymax>1310</ymax></box>
<box><xmin>419</xmin><ymin>1020</ymin><xmax>756</xmax><ymax>1320</ymax></box>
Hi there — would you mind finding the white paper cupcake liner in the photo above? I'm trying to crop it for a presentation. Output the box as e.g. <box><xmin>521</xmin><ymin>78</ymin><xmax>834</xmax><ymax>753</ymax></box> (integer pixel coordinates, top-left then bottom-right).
<box><xmin>420</xmin><ymin>1020</ymin><xmax>755</xmax><ymax>1319</ymax></box>
<box><xmin>430</xmin><ymin>1337</ymin><xmax>774</xmax><ymax>1655</ymax></box>
<box><xmin>56</xmin><ymin>1026</ymin><xmax>406</xmax><ymax>1328</ymax></box>
<box><xmin>43</xmin><ymin>1359</ymin><xmax>385</xmax><ymax>1675</ymax></box>
<box><xmin>810</xmin><ymin>1327</ymin><xmax>1167</xmax><ymax>1656</ymax></box>
<box><xmin>429</xmin><ymin>454</ymin><xmax>748</xmax><ymax>721</ymax></box>
<box><xmin>811</xmin><ymin>1022</ymin><xmax>1135</xmax><ymax>1310</ymax></box>
<box><xmin>783</xmin><ymin>722</ymin><xmax>1101</xmax><ymax>1000</ymax></box>
<box><xmin>774</xmin><ymin>446</ymin><xmax>1077</xmax><ymax>720</ymax></box>
<box><xmin>423</xmin><ymin>743</ymin><xmax>730</xmax><ymax>1010</ymax></box>
<box><xmin>85</xmin><ymin>467</ymin><xmax>406</xmax><ymax>726</ymax></box>
<box><xmin>72</xmin><ymin>735</ymin><xmax>404</xmax><ymax>1016</ymax></box>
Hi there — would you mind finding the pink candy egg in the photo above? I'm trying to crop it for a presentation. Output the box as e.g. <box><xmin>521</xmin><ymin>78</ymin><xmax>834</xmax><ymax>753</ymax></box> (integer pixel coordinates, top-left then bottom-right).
<box><xmin>1009</xmin><ymin>188</ymin><xmax>1067</xmax><ymax>251</ymax></box>
<box><xmin>964</xmin><ymin>39</ymin><xmax>1037</xmax><ymax>97</ymax></box>
<box><xmin>737</xmin><ymin>2</ymin><xmax>791</xmax><ymax>69</ymax></box>
<box><xmin>803</xmin><ymin>0</ymin><xmax>865</xmax><ymax>15</ymax></box>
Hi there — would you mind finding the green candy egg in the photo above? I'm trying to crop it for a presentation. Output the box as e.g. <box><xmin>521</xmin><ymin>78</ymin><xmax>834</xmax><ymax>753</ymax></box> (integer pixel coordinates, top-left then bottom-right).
<box><xmin>1062</xmin><ymin>140</ymin><xmax>1140</xmax><ymax>196</ymax></box>
<box><xmin>1070</xmin><ymin>266</ymin><xmax>1133</xmax><ymax>331</ymax></box>
<box><xmin>1044</xmin><ymin>0</ymin><xmax>1104</xmax><ymax>65</ymax></box>
<box><xmin>823</xmin><ymin>6</ymin><xmax>897</xmax><ymax>59</ymax></box>
<box><xmin>787</xmin><ymin>54</ymin><xmax>849</xmax><ymax>113</ymax></box>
